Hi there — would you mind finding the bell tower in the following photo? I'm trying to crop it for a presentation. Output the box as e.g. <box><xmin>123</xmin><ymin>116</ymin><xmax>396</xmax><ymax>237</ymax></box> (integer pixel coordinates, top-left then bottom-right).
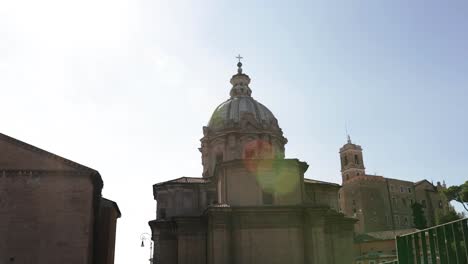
<box><xmin>340</xmin><ymin>135</ymin><xmax>365</xmax><ymax>183</ymax></box>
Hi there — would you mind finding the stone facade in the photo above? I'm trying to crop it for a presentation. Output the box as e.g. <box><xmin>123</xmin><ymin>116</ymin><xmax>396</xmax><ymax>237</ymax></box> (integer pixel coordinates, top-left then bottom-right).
<box><xmin>0</xmin><ymin>133</ymin><xmax>120</xmax><ymax>264</ymax></box>
<box><xmin>338</xmin><ymin>138</ymin><xmax>451</xmax><ymax>234</ymax></box>
<box><xmin>149</xmin><ymin>62</ymin><xmax>356</xmax><ymax>264</ymax></box>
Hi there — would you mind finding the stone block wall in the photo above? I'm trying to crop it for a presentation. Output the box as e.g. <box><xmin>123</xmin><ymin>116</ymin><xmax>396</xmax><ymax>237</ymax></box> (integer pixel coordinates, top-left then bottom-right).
<box><xmin>0</xmin><ymin>171</ymin><xmax>95</xmax><ymax>264</ymax></box>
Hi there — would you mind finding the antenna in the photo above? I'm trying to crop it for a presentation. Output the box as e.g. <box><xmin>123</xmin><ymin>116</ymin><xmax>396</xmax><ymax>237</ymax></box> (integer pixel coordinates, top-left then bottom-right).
<box><xmin>345</xmin><ymin>122</ymin><xmax>351</xmax><ymax>143</ymax></box>
<box><xmin>345</xmin><ymin>122</ymin><xmax>348</xmax><ymax>137</ymax></box>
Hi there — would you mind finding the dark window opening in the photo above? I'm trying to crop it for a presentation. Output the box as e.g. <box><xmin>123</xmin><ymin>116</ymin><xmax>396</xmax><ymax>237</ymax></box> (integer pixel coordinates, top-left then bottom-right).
<box><xmin>262</xmin><ymin>190</ymin><xmax>274</xmax><ymax>205</ymax></box>
<box><xmin>216</xmin><ymin>153</ymin><xmax>223</xmax><ymax>164</ymax></box>
<box><xmin>354</xmin><ymin>154</ymin><xmax>359</xmax><ymax>164</ymax></box>
<box><xmin>207</xmin><ymin>191</ymin><xmax>217</xmax><ymax>205</ymax></box>
<box><xmin>158</xmin><ymin>208</ymin><xmax>166</xmax><ymax>219</ymax></box>
<box><xmin>344</xmin><ymin>156</ymin><xmax>348</xmax><ymax>166</ymax></box>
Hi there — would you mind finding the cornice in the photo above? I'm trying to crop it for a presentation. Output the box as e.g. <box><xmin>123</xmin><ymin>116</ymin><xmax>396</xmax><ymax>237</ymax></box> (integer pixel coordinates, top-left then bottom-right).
<box><xmin>339</xmin><ymin>143</ymin><xmax>363</xmax><ymax>153</ymax></box>
<box><xmin>0</xmin><ymin>169</ymin><xmax>102</xmax><ymax>189</ymax></box>
<box><xmin>200</xmin><ymin>127</ymin><xmax>287</xmax><ymax>144</ymax></box>
<box><xmin>0</xmin><ymin>169</ymin><xmax>93</xmax><ymax>177</ymax></box>
<box><xmin>217</xmin><ymin>158</ymin><xmax>307</xmax><ymax>169</ymax></box>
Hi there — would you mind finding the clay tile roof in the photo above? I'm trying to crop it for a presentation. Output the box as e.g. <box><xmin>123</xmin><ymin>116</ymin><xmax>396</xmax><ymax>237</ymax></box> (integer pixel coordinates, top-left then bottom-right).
<box><xmin>154</xmin><ymin>177</ymin><xmax>209</xmax><ymax>186</ymax></box>
<box><xmin>171</xmin><ymin>177</ymin><xmax>207</xmax><ymax>183</ymax></box>
<box><xmin>355</xmin><ymin>229</ymin><xmax>417</xmax><ymax>242</ymax></box>
<box><xmin>304</xmin><ymin>178</ymin><xmax>340</xmax><ymax>187</ymax></box>
<box><xmin>415</xmin><ymin>179</ymin><xmax>433</xmax><ymax>186</ymax></box>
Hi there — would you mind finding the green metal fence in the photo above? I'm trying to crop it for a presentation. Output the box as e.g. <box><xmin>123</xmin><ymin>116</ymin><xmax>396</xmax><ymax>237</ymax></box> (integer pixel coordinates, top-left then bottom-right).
<box><xmin>381</xmin><ymin>260</ymin><xmax>398</xmax><ymax>264</ymax></box>
<box><xmin>394</xmin><ymin>218</ymin><xmax>468</xmax><ymax>264</ymax></box>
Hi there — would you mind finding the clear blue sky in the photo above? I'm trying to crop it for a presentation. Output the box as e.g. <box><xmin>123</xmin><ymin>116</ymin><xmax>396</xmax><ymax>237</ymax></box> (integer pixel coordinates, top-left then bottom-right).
<box><xmin>1</xmin><ymin>1</ymin><xmax>467</xmax><ymax>263</ymax></box>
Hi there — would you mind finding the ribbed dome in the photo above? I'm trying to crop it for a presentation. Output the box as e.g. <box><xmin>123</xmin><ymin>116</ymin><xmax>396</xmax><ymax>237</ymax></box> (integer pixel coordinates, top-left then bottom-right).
<box><xmin>206</xmin><ymin>61</ymin><xmax>281</xmax><ymax>133</ymax></box>
<box><xmin>208</xmin><ymin>96</ymin><xmax>279</xmax><ymax>131</ymax></box>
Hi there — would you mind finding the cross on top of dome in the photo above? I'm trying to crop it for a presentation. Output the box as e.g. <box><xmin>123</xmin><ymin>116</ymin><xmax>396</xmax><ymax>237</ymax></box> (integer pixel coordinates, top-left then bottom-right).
<box><xmin>236</xmin><ymin>54</ymin><xmax>243</xmax><ymax>74</ymax></box>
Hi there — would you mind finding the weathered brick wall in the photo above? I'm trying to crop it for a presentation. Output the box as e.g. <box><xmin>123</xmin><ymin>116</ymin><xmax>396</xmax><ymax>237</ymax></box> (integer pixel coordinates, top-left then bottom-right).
<box><xmin>340</xmin><ymin>177</ymin><xmax>393</xmax><ymax>233</ymax></box>
<box><xmin>0</xmin><ymin>171</ymin><xmax>94</xmax><ymax>264</ymax></box>
<box><xmin>95</xmin><ymin>198</ymin><xmax>120</xmax><ymax>264</ymax></box>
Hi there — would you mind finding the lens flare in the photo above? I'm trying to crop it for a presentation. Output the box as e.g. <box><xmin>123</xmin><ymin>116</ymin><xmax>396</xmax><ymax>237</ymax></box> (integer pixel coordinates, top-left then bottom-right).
<box><xmin>241</xmin><ymin>139</ymin><xmax>298</xmax><ymax>196</ymax></box>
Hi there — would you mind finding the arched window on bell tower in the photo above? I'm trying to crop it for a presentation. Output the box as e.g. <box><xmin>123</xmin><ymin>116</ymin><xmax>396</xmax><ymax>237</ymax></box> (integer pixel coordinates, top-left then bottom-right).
<box><xmin>339</xmin><ymin>136</ymin><xmax>366</xmax><ymax>184</ymax></box>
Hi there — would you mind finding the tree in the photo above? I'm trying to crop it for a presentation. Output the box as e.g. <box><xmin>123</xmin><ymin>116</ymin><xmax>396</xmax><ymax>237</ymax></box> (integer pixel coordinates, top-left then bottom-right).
<box><xmin>412</xmin><ymin>202</ymin><xmax>427</xmax><ymax>229</ymax></box>
<box><xmin>437</xmin><ymin>210</ymin><xmax>463</xmax><ymax>225</ymax></box>
<box><xmin>444</xmin><ymin>181</ymin><xmax>468</xmax><ymax>213</ymax></box>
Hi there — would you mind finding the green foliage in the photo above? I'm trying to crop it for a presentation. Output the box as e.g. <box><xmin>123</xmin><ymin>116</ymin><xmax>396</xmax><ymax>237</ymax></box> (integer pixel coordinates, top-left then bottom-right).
<box><xmin>437</xmin><ymin>210</ymin><xmax>463</xmax><ymax>224</ymax></box>
<box><xmin>444</xmin><ymin>181</ymin><xmax>468</xmax><ymax>212</ymax></box>
<box><xmin>411</xmin><ymin>202</ymin><xmax>427</xmax><ymax>229</ymax></box>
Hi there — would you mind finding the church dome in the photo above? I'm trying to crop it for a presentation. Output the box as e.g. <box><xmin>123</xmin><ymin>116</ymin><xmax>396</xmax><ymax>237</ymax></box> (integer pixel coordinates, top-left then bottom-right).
<box><xmin>207</xmin><ymin>61</ymin><xmax>281</xmax><ymax>133</ymax></box>
<box><xmin>208</xmin><ymin>97</ymin><xmax>279</xmax><ymax>131</ymax></box>
<box><xmin>200</xmin><ymin>58</ymin><xmax>287</xmax><ymax>177</ymax></box>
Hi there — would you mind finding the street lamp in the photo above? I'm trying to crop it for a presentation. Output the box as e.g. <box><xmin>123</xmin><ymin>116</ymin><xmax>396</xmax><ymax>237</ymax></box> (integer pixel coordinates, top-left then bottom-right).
<box><xmin>140</xmin><ymin>233</ymin><xmax>153</xmax><ymax>264</ymax></box>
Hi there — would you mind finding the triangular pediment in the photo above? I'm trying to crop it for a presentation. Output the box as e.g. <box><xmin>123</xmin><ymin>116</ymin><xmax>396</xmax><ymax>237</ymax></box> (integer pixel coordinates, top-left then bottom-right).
<box><xmin>415</xmin><ymin>180</ymin><xmax>435</xmax><ymax>190</ymax></box>
<box><xmin>0</xmin><ymin>133</ymin><xmax>93</xmax><ymax>172</ymax></box>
